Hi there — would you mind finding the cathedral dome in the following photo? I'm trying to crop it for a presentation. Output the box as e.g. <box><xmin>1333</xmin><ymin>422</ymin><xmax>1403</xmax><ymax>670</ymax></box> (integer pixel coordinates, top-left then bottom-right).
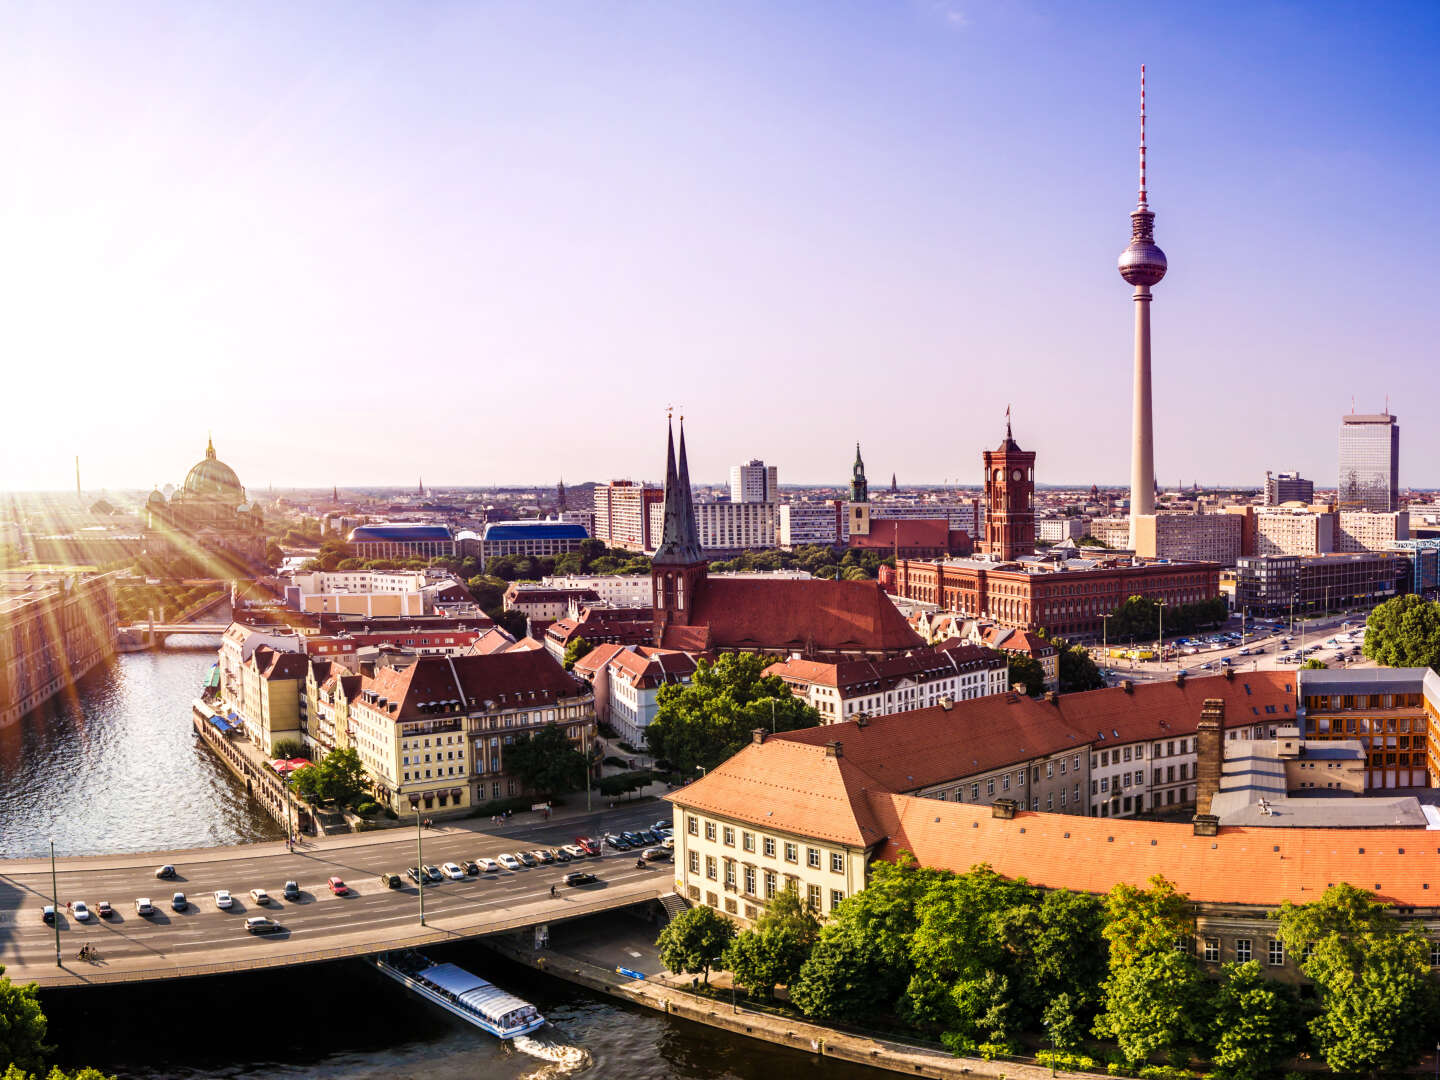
<box><xmin>182</xmin><ymin>438</ymin><xmax>244</xmax><ymax>502</ymax></box>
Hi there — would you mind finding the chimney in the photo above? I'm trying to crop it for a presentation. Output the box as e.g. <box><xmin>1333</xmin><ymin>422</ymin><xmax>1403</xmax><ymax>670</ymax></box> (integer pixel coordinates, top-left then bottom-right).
<box><xmin>1121</xmin><ymin>679</ymin><xmax>1134</xmax><ymax>694</ymax></box>
<box><xmin>1174</xmin><ymin>670</ymin><xmax>1186</xmax><ymax>686</ymax></box>
<box><xmin>1195</xmin><ymin>697</ymin><xmax>1226</xmax><ymax>815</ymax></box>
<box><xmin>855</xmin><ymin>713</ymin><xmax>869</xmax><ymax>728</ymax></box>
<box><xmin>991</xmin><ymin>798</ymin><xmax>1018</xmax><ymax>819</ymax></box>
<box><xmin>752</xmin><ymin>728</ymin><xmax>767</xmax><ymax>745</ymax></box>
<box><xmin>1011</xmin><ymin>682</ymin><xmax>1028</xmax><ymax>695</ymax></box>
<box><xmin>1044</xmin><ymin>690</ymin><xmax>1058</xmax><ymax>705</ymax></box>
<box><xmin>938</xmin><ymin>696</ymin><xmax>954</xmax><ymax>711</ymax></box>
<box><xmin>1223</xmin><ymin>667</ymin><xmax>1234</xmax><ymax>681</ymax></box>
<box><xmin>360</xmin><ymin>660</ymin><xmax>376</xmax><ymax>678</ymax></box>
<box><xmin>1192</xmin><ymin>813</ymin><xmax>1219</xmax><ymax>836</ymax></box>
<box><xmin>825</xmin><ymin>741</ymin><xmax>843</xmax><ymax>758</ymax></box>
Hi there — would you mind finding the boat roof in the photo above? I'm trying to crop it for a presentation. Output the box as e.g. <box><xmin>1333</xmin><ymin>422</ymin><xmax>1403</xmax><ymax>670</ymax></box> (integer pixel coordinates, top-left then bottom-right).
<box><xmin>421</xmin><ymin>963</ymin><xmax>535</xmax><ymax>1019</ymax></box>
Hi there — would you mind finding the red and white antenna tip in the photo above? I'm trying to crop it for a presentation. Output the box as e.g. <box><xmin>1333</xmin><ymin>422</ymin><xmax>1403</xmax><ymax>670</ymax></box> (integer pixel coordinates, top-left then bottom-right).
<box><xmin>1137</xmin><ymin>64</ymin><xmax>1149</xmax><ymax>207</ymax></box>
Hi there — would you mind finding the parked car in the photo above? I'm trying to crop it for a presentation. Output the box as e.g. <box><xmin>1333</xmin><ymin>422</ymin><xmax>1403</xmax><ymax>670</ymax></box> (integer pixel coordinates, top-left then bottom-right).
<box><xmin>73</xmin><ymin>900</ymin><xmax>91</xmax><ymax>921</ymax></box>
<box><xmin>563</xmin><ymin>871</ymin><xmax>599</xmax><ymax>887</ymax></box>
<box><xmin>462</xmin><ymin>860</ymin><xmax>480</xmax><ymax>875</ymax></box>
<box><xmin>603</xmin><ymin>833</ymin><xmax>630</xmax><ymax>851</ymax></box>
<box><xmin>530</xmin><ymin>849</ymin><xmax>555</xmax><ymax>865</ymax></box>
<box><xmin>561</xmin><ymin>844</ymin><xmax>586</xmax><ymax>859</ymax></box>
<box><xmin>97</xmin><ymin>900</ymin><xmax>114</xmax><ymax>920</ymax></box>
<box><xmin>213</xmin><ymin>889</ymin><xmax>234</xmax><ymax>910</ymax></box>
<box><xmin>171</xmin><ymin>892</ymin><xmax>188</xmax><ymax>911</ymax></box>
<box><xmin>379</xmin><ymin>873</ymin><xmax>402</xmax><ymax>889</ymax></box>
<box><xmin>497</xmin><ymin>854</ymin><xmax>521</xmax><ymax>871</ymax></box>
<box><xmin>406</xmin><ymin>866</ymin><xmax>423</xmax><ymax>883</ymax></box>
<box><xmin>283</xmin><ymin>881</ymin><xmax>300</xmax><ymax>901</ymax></box>
<box><xmin>155</xmin><ymin>864</ymin><xmax>176</xmax><ymax>879</ymax></box>
<box><xmin>423</xmin><ymin>865</ymin><xmax>444</xmax><ymax>883</ymax></box>
<box><xmin>441</xmin><ymin>862</ymin><xmax>466</xmax><ymax>881</ymax></box>
<box><xmin>135</xmin><ymin>898</ymin><xmax>154</xmax><ymax>917</ymax></box>
<box><xmin>552</xmin><ymin>848</ymin><xmax>572</xmax><ymax>863</ymax></box>
<box><xmin>477</xmin><ymin>857</ymin><xmax>500</xmax><ymax>873</ymax></box>
<box><xmin>245</xmin><ymin>916</ymin><xmax>282</xmax><ymax>934</ymax></box>
<box><xmin>574</xmin><ymin>837</ymin><xmax>600</xmax><ymax>856</ymax></box>
<box><xmin>517</xmin><ymin>852</ymin><xmax>538</xmax><ymax>868</ymax></box>
<box><xmin>327</xmin><ymin>876</ymin><xmax>350</xmax><ymax>895</ymax></box>
<box><xmin>650</xmin><ymin>820</ymin><xmax>671</xmax><ymax>833</ymax></box>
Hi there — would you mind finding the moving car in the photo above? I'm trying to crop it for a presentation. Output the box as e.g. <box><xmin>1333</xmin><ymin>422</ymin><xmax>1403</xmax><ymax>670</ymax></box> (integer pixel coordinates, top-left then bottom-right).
<box><xmin>213</xmin><ymin>889</ymin><xmax>234</xmax><ymax>910</ymax></box>
<box><xmin>441</xmin><ymin>862</ymin><xmax>466</xmax><ymax>881</ymax></box>
<box><xmin>97</xmin><ymin>900</ymin><xmax>114</xmax><ymax>920</ymax></box>
<box><xmin>640</xmin><ymin>846</ymin><xmax>671</xmax><ymax>862</ymax></box>
<box><xmin>135</xmin><ymin>898</ymin><xmax>155</xmax><ymax>917</ymax></box>
<box><xmin>379</xmin><ymin>873</ymin><xmax>402</xmax><ymax>889</ymax></box>
<box><xmin>563</xmin><ymin>871</ymin><xmax>598</xmax><ymax>887</ymax></box>
<box><xmin>73</xmin><ymin>900</ymin><xmax>91</xmax><ymax>921</ymax></box>
<box><xmin>477</xmin><ymin>857</ymin><xmax>500</xmax><ymax>873</ymax></box>
<box><xmin>42</xmin><ymin>905</ymin><xmax>55</xmax><ymax>924</ymax></box>
<box><xmin>245</xmin><ymin>916</ymin><xmax>282</xmax><ymax>934</ymax></box>
<box><xmin>283</xmin><ymin>881</ymin><xmax>300</xmax><ymax>901</ymax></box>
<box><xmin>497</xmin><ymin>854</ymin><xmax>521</xmax><ymax>871</ymax></box>
<box><xmin>155</xmin><ymin>864</ymin><xmax>176</xmax><ymax>879</ymax></box>
<box><xmin>171</xmin><ymin>892</ymin><xmax>188</xmax><ymax>911</ymax></box>
<box><xmin>249</xmin><ymin>888</ymin><xmax>270</xmax><ymax>905</ymax></box>
<box><xmin>327</xmin><ymin>876</ymin><xmax>350</xmax><ymax>895</ymax></box>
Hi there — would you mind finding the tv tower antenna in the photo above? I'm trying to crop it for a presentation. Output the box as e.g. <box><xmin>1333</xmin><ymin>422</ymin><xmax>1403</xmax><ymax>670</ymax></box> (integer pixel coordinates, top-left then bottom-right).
<box><xmin>1138</xmin><ymin>63</ymin><xmax>1148</xmax><ymax>209</ymax></box>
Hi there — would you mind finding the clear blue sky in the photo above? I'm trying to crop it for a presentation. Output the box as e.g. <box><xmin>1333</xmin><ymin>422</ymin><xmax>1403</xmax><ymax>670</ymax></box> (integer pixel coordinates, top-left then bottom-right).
<box><xmin>3</xmin><ymin>1</ymin><xmax>1437</xmax><ymax>492</ymax></box>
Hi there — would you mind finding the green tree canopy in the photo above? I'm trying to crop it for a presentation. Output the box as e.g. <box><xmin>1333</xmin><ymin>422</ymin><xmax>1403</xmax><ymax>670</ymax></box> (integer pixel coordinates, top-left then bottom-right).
<box><xmin>644</xmin><ymin>653</ymin><xmax>820</xmax><ymax>775</ymax></box>
<box><xmin>290</xmin><ymin>746</ymin><xmax>367</xmax><ymax>807</ymax></box>
<box><xmin>1207</xmin><ymin>960</ymin><xmax>1298</xmax><ymax>1080</ymax></box>
<box><xmin>0</xmin><ymin>965</ymin><xmax>50</xmax><ymax>1075</ymax></box>
<box><xmin>1004</xmin><ymin>652</ymin><xmax>1045</xmax><ymax>697</ymax></box>
<box><xmin>562</xmin><ymin>636</ymin><xmax>594</xmax><ymax>671</ymax></box>
<box><xmin>1092</xmin><ymin>949</ymin><xmax>1206</xmax><ymax>1067</ymax></box>
<box><xmin>656</xmin><ymin>905</ymin><xmax>737</xmax><ymax>985</ymax></box>
<box><xmin>1362</xmin><ymin>594</ymin><xmax>1440</xmax><ymax>670</ymax></box>
<box><xmin>502</xmin><ymin>723</ymin><xmax>587</xmax><ymax>798</ymax></box>
<box><xmin>1101</xmin><ymin>875</ymin><xmax>1195</xmax><ymax>971</ymax></box>
<box><xmin>1052</xmin><ymin>637</ymin><xmax>1106</xmax><ymax>693</ymax></box>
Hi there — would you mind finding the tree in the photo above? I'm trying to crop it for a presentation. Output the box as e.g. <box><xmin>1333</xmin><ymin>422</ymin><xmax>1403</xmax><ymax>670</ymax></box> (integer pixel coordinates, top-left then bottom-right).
<box><xmin>1092</xmin><ymin>949</ymin><xmax>1207</xmax><ymax>1067</ymax></box>
<box><xmin>1363</xmin><ymin>594</ymin><xmax>1440</xmax><ymax>670</ymax></box>
<box><xmin>562</xmin><ymin>636</ymin><xmax>593</xmax><ymax>671</ymax></box>
<box><xmin>1101</xmin><ymin>875</ymin><xmax>1194</xmax><ymax>972</ymax></box>
<box><xmin>271</xmin><ymin>738</ymin><xmax>304</xmax><ymax>760</ymax></box>
<box><xmin>1301</xmin><ymin>658</ymin><xmax>1328</xmax><ymax>669</ymax></box>
<box><xmin>644</xmin><ymin>653</ymin><xmax>820</xmax><ymax>775</ymax></box>
<box><xmin>3</xmin><ymin>1066</ymin><xmax>116</xmax><ymax>1080</ymax></box>
<box><xmin>0</xmin><ymin>965</ymin><xmax>50</xmax><ymax>1076</ymax></box>
<box><xmin>1053</xmin><ymin>638</ymin><xmax>1106</xmax><ymax>693</ymax></box>
<box><xmin>1004</xmin><ymin>652</ymin><xmax>1045</xmax><ymax>697</ymax></box>
<box><xmin>502</xmin><ymin>723</ymin><xmax>587</xmax><ymax>798</ymax></box>
<box><xmin>722</xmin><ymin>883</ymin><xmax>820</xmax><ymax>999</ymax></box>
<box><xmin>263</xmin><ymin>541</ymin><xmax>285</xmax><ymax>567</ymax></box>
<box><xmin>656</xmin><ymin>905</ymin><xmax>736</xmax><ymax>985</ymax></box>
<box><xmin>1041</xmin><ymin>992</ymin><xmax>1085</xmax><ymax>1051</ymax></box>
<box><xmin>790</xmin><ymin>923</ymin><xmax>889</xmax><ymax>1020</ymax></box>
<box><xmin>1026</xmin><ymin>888</ymin><xmax>1108</xmax><ymax>1019</ymax></box>
<box><xmin>290</xmin><ymin>747</ymin><xmax>367</xmax><ymax>806</ymax></box>
<box><xmin>1207</xmin><ymin>960</ymin><xmax>1298</xmax><ymax>1080</ymax></box>
<box><xmin>1277</xmin><ymin>883</ymin><xmax>1440</xmax><ymax>1077</ymax></box>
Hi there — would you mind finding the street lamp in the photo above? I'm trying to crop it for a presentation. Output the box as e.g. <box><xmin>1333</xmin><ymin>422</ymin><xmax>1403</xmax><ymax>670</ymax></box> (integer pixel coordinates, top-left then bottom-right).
<box><xmin>407</xmin><ymin>792</ymin><xmax>425</xmax><ymax>926</ymax></box>
<box><xmin>50</xmin><ymin>840</ymin><xmax>61</xmax><ymax>967</ymax></box>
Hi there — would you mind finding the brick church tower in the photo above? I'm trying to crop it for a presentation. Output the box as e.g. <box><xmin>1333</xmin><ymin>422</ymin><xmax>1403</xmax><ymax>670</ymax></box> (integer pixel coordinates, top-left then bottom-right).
<box><xmin>982</xmin><ymin>412</ymin><xmax>1036</xmax><ymax>561</ymax></box>
<box><xmin>651</xmin><ymin>415</ymin><xmax>709</xmax><ymax>641</ymax></box>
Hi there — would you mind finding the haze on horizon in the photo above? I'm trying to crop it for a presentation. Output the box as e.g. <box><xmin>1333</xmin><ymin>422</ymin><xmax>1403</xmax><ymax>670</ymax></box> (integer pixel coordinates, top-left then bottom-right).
<box><xmin>2</xmin><ymin>2</ymin><xmax>1437</xmax><ymax>495</ymax></box>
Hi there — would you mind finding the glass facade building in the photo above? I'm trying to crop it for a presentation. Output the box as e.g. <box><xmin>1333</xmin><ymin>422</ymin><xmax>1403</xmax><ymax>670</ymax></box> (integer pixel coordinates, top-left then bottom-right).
<box><xmin>1337</xmin><ymin>414</ymin><xmax>1399</xmax><ymax>512</ymax></box>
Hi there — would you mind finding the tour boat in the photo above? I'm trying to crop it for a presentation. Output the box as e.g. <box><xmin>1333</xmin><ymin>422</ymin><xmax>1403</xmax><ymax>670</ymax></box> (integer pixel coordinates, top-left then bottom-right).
<box><xmin>372</xmin><ymin>951</ymin><xmax>545</xmax><ymax>1039</ymax></box>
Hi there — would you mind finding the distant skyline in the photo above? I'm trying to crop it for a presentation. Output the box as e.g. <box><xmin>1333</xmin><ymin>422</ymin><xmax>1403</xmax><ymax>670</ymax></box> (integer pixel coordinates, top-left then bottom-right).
<box><xmin>2</xmin><ymin>2</ymin><xmax>1438</xmax><ymax>492</ymax></box>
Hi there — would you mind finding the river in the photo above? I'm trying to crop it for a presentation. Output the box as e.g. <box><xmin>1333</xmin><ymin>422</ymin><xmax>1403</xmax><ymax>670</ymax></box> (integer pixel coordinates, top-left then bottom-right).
<box><xmin>2</xmin><ymin>645</ymin><xmax>884</xmax><ymax>1079</ymax></box>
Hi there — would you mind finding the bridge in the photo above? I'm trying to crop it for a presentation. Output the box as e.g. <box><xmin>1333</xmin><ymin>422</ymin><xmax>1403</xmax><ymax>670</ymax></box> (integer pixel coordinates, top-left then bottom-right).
<box><xmin>0</xmin><ymin>806</ymin><xmax>673</xmax><ymax>988</ymax></box>
<box><xmin>119</xmin><ymin>623</ymin><xmax>230</xmax><ymax>636</ymax></box>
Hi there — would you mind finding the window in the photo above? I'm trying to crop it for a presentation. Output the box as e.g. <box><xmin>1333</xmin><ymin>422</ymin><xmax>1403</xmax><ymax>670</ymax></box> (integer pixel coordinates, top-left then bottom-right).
<box><xmin>763</xmin><ymin>836</ymin><xmax>776</xmax><ymax>857</ymax></box>
<box><xmin>1236</xmin><ymin>938</ymin><xmax>1252</xmax><ymax>963</ymax></box>
<box><xmin>830</xmin><ymin>852</ymin><xmax>844</xmax><ymax>873</ymax></box>
<box><xmin>704</xmin><ymin>820</ymin><xmax>716</xmax><ymax>841</ymax></box>
<box><xmin>743</xmin><ymin>832</ymin><xmax>755</xmax><ymax>852</ymax></box>
<box><xmin>1431</xmin><ymin>940</ymin><xmax>1440</xmax><ymax>968</ymax></box>
<box><xmin>806</xmin><ymin>883</ymin><xmax>821</xmax><ymax>911</ymax></box>
<box><xmin>724</xmin><ymin>861</ymin><xmax>736</xmax><ymax>889</ymax></box>
<box><xmin>1046</xmin><ymin>761</ymin><xmax>1054</xmax><ymax>778</ymax></box>
<box><xmin>831</xmin><ymin>888</ymin><xmax>845</xmax><ymax>910</ymax></box>
<box><xmin>986</xmin><ymin>778</ymin><xmax>995</xmax><ymax>796</ymax></box>
<box><xmin>764</xmin><ymin>869</ymin><xmax>777</xmax><ymax>899</ymax></box>
<box><xmin>784</xmin><ymin>842</ymin><xmax>798</xmax><ymax>863</ymax></box>
<box><xmin>743</xmin><ymin>865</ymin><xmax>756</xmax><ymax>895</ymax></box>
<box><xmin>705</xmin><ymin>856</ymin><xmax>717</xmax><ymax>881</ymax></box>
<box><xmin>807</xmin><ymin>847</ymin><xmax>821</xmax><ymax>868</ymax></box>
<box><xmin>688</xmin><ymin>851</ymin><xmax>699</xmax><ymax>874</ymax></box>
<box><xmin>722</xmin><ymin>826</ymin><xmax>735</xmax><ymax>846</ymax></box>
<box><xmin>1203</xmin><ymin>938</ymin><xmax>1219</xmax><ymax>963</ymax></box>
<box><xmin>1268</xmin><ymin>938</ymin><xmax>1284</xmax><ymax>966</ymax></box>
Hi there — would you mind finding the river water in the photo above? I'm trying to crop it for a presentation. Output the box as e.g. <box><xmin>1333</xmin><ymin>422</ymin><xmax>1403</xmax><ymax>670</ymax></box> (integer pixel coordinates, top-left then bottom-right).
<box><xmin>2</xmin><ymin>646</ymin><xmax>883</xmax><ymax>1079</ymax></box>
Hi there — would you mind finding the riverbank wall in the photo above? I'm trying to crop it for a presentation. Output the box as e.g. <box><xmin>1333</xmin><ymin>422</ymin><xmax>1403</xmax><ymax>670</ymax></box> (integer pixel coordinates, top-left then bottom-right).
<box><xmin>191</xmin><ymin>700</ymin><xmax>297</xmax><ymax>834</ymax></box>
<box><xmin>483</xmin><ymin>932</ymin><xmax>1091</xmax><ymax>1080</ymax></box>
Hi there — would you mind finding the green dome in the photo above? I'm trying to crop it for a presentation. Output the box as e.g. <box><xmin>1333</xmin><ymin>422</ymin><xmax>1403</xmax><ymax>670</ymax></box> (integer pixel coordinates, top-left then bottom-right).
<box><xmin>182</xmin><ymin>438</ymin><xmax>244</xmax><ymax>501</ymax></box>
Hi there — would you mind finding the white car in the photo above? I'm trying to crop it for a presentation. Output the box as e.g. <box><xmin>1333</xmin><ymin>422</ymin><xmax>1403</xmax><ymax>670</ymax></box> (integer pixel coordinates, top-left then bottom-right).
<box><xmin>441</xmin><ymin>862</ymin><xmax>466</xmax><ymax>881</ymax></box>
<box><xmin>477</xmin><ymin>857</ymin><xmax>500</xmax><ymax>873</ymax></box>
<box><xmin>497</xmin><ymin>853</ymin><xmax>521</xmax><ymax>871</ymax></box>
<box><xmin>72</xmin><ymin>900</ymin><xmax>91</xmax><ymax>921</ymax></box>
<box><xmin>213</xmin><ymin>889</ymin><xmax>234</xmax><ymax>910</ymax></box>
<box><xmin>249</xmin><ymin>888</ymin><xmax>270</xmax><ymax>905</ymax></box>
<box><xmin>135</xmin><ymin>897</ymin><xmax>155</xmax><ymax>916</ymax></box>
<box><xmin>561</xmin><ymin>844</ymin><xmax>586</xmax><ymax>859</ymax></box>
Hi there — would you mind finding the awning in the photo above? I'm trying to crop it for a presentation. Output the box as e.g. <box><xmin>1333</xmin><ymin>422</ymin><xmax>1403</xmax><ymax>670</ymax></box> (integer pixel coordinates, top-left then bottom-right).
<box><xmin>208</xmin><ymin>714</ymin><xmax>234</xmax><ymax>733</ymax></box>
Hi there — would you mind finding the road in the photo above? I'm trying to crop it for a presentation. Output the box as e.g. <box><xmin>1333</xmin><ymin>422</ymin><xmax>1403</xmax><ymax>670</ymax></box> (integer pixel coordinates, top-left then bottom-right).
<box><xmin>0</xmin><ymin>803</ymin><xmax>674</xmax><ymax>988</ymax></box>
<box><xmin>1099</xmin><ymin>611</ymin><xmax>1372</xmax><ymax>684</ymax></box>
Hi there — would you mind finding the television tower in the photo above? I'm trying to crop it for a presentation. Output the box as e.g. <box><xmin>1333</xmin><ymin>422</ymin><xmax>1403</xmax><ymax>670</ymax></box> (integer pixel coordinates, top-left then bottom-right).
<box><xmin>1118</xmin><ymin>65</ymin><xmax>1167</xmax><ymax>550</ymax></box>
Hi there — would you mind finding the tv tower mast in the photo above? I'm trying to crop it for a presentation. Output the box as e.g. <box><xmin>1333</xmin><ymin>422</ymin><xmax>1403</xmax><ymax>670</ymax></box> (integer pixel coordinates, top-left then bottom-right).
<box><xmin>1118</xmin><ymin>65</ymin><xmax>1167</xmax><ymax>551</ymax></box>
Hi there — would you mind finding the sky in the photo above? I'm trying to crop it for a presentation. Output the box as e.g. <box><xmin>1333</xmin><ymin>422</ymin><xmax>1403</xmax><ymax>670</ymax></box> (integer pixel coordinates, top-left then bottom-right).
<box><xmin>2</xmin><ymin>1</ymin><xmax>1438</xmax><ymax>493</ymax></box>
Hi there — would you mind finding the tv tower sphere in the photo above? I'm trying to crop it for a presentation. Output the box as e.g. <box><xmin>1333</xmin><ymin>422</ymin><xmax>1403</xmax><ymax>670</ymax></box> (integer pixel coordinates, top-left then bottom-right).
<box><xmin>1117</xmin><ymin>223</ymin><xmax>1167</xmax><ymax>286</ymax></box>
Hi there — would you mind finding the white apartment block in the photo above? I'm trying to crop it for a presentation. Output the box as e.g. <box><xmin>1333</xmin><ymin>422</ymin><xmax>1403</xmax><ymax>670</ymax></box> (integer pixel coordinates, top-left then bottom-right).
<box><xmin>767</xmin><ymin>647</ymin><xmax>1009</xmax><ymax>723</ymax></box>
<box><xmin>730</xmin><ymin>460</ymin><xmax>778</xmax><ymax>504</ymax></box>
<box><xmin>1088</xmin><ymin>516</ymin><xmax>1133</xmax><ymax>548</ymax></box>
<box><xmin>779</xmin><ymin>502</ymin><xmax>842</xmax><ymax>547</ymax></box>
<box><xmin>1336</xmin><ymin>511</ymin><xmax>1409</xmax><ymax>553</ymax></box>
<box><xmin>593</xmin><ymin>482</ymin><xmax>660</xmax><ymax>552</ymax></box>
<box><xmin>873</xmin><ymin>500</ymin><xmax>979</xmax><ymax>534</ymax></box>
<box><xmin>1255</xmin><ymin>509</ymin><xmax>1335</xmax><ymax>557</ymax></box>
<box><xmin>1038</xmin><ymin>517</ymin><xmax>1086</xmax><ymax>543</ymax></box>
<box><xmin>287</xmin><ymin>570</ymin><xmax>428</xmax><ymax>616</ymax></box>
<box><xmin>542</xmin><ymin>574</ymin><xmax>654</xmax><ymax>607</ymax></box>
<box><xmin>1134</xmin><ymin>512</ymin><xmax>1244</xmax><ymax>566</ymax></box>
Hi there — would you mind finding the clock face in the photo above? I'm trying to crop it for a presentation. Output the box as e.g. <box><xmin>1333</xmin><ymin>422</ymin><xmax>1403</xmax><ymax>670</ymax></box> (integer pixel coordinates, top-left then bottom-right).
<box><xmin>1011</xmin><ymin>469</ymin><xmax>1022</xmax><ymax>481</ymax></box>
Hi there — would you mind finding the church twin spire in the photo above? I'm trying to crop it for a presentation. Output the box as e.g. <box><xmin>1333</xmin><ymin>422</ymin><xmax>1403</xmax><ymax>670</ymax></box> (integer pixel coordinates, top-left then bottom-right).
<box><xmin>652</xmin><ymin>415</ymin><xmax>704</xmax><ymax>566</ymax></box>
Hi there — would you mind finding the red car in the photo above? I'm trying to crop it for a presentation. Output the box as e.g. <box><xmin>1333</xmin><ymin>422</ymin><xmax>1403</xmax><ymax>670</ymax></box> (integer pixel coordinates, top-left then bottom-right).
<box><xmin>327</xmin><ymin>876</ymin><xmax>350</xmax><ymax>895</ymax></box>
<box><xmin>574</xmin><ymin>836</ymin><xmax>600</xmax><ymax>856</ymax></box>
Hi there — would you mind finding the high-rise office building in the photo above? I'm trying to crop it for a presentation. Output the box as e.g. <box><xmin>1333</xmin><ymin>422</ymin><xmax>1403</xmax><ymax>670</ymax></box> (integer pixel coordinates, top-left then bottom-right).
<box><xmin>729</xmin><ymin>459</ymin><xmax>777</xmax><ymax>504</ymax></box>
<box><xmin>1338</xmin><ymin>414</ymin><xmax>1399</xmax><ymax>512</ymax></box>
<box><xmin>1118</xmin><ymin>66</ymin><xmax>1167</xmax><ymax>551</ymax></box>
<box><xmin>1264</xmin><ymin>471</ymin><xmax>1314</xmax><ymax>506</ymax></box>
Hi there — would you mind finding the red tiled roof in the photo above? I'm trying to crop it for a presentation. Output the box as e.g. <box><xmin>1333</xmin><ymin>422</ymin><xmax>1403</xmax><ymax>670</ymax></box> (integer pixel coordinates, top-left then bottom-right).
<box><xmin>687</xmin><ymin>578</ymin><xmax>922</xmax><ymax>655</ymax></box>
<box><xmin>571</xmin><ymin>642</ymin><xmax>629</xmax><ymax>677</ymax></box>
<box><xmin>665</xmin><ymin>739</ymin><xmax>886</xmax><ymax>848</ymax></box>
<box><xmin>848</xmin><ymin>518</ymin><xmax>951</xmax><ymax>550</ymax></box>
<box><xmin>608</xmin><ymin>647</ymin><xmax>696</xmax><ymax>688</ymax></box>
<box><xmin>765</xmin><ymin>645</ymin><xmax>1005</xmax><ymax>693</ymax></box>
<box><xmin>867</xmin><ymin>793</ymin><xmax>1440</xmax><ymax>907</ymax></box>
<box><xmin>359</xmin><ymin>651</ymin><xmax>583</xmax><ymax>720</ymax></box>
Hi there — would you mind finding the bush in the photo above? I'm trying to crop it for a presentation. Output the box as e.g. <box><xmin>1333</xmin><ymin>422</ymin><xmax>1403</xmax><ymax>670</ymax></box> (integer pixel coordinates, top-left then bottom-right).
<box><xmin>272</xmin><ymin>738</ymin><xmax>304</xmax><ymax>760</ymax></box>
<box><xmin>354</xmin><ymin>801</ymin><xmax>380</xmax><ymax>817</ymax></box>
<box><xmin>597</xmin><ymin>769</ymin><xmax>656</xmax><ymax>797</ymax></box>
<box><xmin>1036</xmin><ymin>1049</ymin><xmax>1105</xmax><ymax>1073</ymax></box>
<box><xmin>602</xmin><ymin>755</ymin><xmax>627</xmax><ymax>768</ymax></box>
